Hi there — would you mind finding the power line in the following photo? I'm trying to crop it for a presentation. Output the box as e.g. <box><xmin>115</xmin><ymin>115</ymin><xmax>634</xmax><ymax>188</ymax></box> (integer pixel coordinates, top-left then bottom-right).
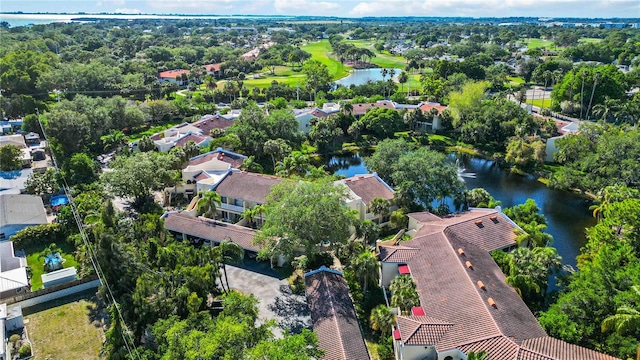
<box><xmin>36</xmin><ymin>110</ymin><xmax>141</xmax><ymax>360</ymax></box>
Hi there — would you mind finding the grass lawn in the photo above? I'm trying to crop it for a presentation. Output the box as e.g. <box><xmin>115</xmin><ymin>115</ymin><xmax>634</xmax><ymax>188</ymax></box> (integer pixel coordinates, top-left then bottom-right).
<box><xmin>128</xmin><ymin>121</ymin><xmax>182</xmax><ymax>141</ymax></box>
<box><xmin>507</xmin><ymin>76</ymin><xmax>525</xmax><ymax>85</ymax></box>
<box><xmin>25</xmin><ymin>242</ymin><xmax>78</xmax><ymax>291</ymax></box>
<box><xmin>526</xmin><ymin>98</ymin><xmax>552</xmax><ymax>109</ymax></box>
<box><xmin>301</xmin><ymin>40</ymin><xmax>352</xmax><ymax>80</ymax></box>
<box><xmin>343</xmin><ymin>39</ymin><xmax>407</xmax><ymax>69</ymax></box>
<box><xmin>578</xmin><ymin>37</ymin><xmax>603</xmax><ymax>44</ymax></box>
<box><xmin>24</xmin><ymin>291</ymin><xmax>104</xmax><ymax>360</ymax></box>
<box><xmin>524</xmin><ymin>38</ymin><xmax>555</xmax><ymax>49</ymax></box>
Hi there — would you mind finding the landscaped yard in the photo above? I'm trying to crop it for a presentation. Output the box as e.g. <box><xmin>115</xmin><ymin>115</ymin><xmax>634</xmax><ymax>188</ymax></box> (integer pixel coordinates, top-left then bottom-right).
<box><xmin>301</xmin><ymin>40</ymin><xmax>352</xmax><ymax>80</ymax></box>
<box><xmin>128</xmin><ymin>121</ymin><xmax>182</xmax><ymax>141</ymax></box>
<box><xmin>24</xmin><ymin>291</ymin><xmax>104</xmax><ymax>360</ymax></box>
<box><xmin>526</xmin><ymin>98</ymin><xmax>552</xmax><ymax>109</ymax></box>
<box><xmin>25</xmin><ymin>242</ymin><xmax>78</xmax><ymax>291</ymax></box>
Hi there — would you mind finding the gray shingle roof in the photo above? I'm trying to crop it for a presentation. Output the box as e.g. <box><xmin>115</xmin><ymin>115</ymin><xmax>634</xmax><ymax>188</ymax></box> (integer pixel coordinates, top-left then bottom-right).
<box><xmin>305</xmin><ymin>267</ymin><xmax>370</xmax><ymax>360</ymax></box>
<box><xmin>342</xmin><ymin>174</ymin><xmax>394</xmax><ymax>206</ymax></box>
<box><xmin>0</xmin><ymin>194</ymin><xmax>47</xmax><ymax>229</ymax></box>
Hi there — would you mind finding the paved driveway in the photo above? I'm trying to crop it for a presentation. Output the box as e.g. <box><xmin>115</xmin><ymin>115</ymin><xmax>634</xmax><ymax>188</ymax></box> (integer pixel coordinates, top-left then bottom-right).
<box><xmin>224</xmin><ymin>261</ymin><xmax>311</xmax><ymax>338</ymax></box>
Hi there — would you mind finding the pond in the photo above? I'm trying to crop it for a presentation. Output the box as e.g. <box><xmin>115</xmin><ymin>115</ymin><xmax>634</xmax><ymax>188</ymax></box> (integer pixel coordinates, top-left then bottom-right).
<box><xmin>327</xmin><ymin>152</ymin><xmax>595</xmax><ymax>268</ymax></box>
<box><xmin>334</xmin><ymin>68</ymin><xmax>403</xmax><ymax>87</ymax></box>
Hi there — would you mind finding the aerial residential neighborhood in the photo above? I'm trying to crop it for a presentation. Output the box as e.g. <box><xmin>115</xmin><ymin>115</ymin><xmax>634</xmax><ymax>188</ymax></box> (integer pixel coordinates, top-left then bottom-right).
<box><xmin>0</xmin><ymin>5</ymin><xmax>639</xmax><ymax>360</ymax></box>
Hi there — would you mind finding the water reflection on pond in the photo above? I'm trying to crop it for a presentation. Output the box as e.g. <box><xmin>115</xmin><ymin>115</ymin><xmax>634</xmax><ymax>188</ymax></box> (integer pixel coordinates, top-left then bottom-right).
<box><xmin>326</xmin><ymin>152</ymin><xmax>595</xmax><ymax>267</ymax></box>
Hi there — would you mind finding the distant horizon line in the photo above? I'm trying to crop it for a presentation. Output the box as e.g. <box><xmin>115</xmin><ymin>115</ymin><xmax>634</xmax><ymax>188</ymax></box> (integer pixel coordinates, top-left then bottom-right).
<box><xmin>1</xmin><ymin>12</ymin><xmax>639</xmax><ymax>20</ymax></box>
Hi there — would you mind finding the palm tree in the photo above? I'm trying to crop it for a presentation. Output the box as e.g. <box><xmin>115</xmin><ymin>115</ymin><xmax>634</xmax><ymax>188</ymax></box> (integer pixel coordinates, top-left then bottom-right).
<box><xmin>370</xmin><ymin>197</ymin><xmax>391</xmax><ymax>224</ymax></box>
<box><xmin>352</xmin><ymin>251</ymin><xmax>379</xmax><ymax>294</ymax></box>
<box><xmin>398</xmin><ymin>71</ymin><xmax>409</xmax><ymax>94</ymax></box>
<box><xmin>242</xmin><ymin>205</ymin><xmax>264</xmax><ymax>229</ymax></box>
<box><xmin>341</xmin><ymin>102</ymin><xmax>354</xmax><ymax>115</ymax></box>
<box><xmin>196</xmin><ymin>191</ymin><xmax>221</xmax><ymax>219</ymax></box>
<box><xmin>183</xmin><ymin>140</ymin><xmax>200</xmax><ymax>160</ymax></box>
<box><xmin>601</xmin><ymin>285</ymin><xmax>640</xmax><ymax>360</ymax></box>
<box><xmin>389</xmin><ymin>275</ymin><xmax>420</xmax><ymax>314</ymax></box>
<box><xmin>218</xmin><ymin>239</ymin><xmax>245</xmax><ymax>293</ymax></box>
<box><xmin>466</xmin><ymin>351</ymin><xmax>488</xmax><ymax>360</ymax></box>
<box><xmin>585</xmin><ymin>71</ymin><xmax>600</xmax><ymax>120</ymax></box>
<box><xmin>579</xmin><ymin>70</ymin><xmax>588</xmax><ymax>119</ymax></box>
<box><xmin>370</xmin><ymin>305</ymin><xmax>395</xmax><ymax>335</ymax></box>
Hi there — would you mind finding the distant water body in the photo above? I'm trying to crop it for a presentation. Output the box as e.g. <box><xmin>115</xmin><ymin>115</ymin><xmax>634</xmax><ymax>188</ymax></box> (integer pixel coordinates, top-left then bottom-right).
<box><xmin>0</xmin><ymin>13</ymin><xmax>292</xmax><ymax>27</ymax></box>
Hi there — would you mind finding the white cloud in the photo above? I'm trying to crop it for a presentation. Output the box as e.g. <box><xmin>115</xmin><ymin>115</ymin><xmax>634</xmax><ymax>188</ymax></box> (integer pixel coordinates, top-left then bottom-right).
<box><xmin>349</xmin><ymin>0</ymin><xmax>638</xmax><ymax>17</ymax></box>
<box><xmin>115</xmin><ymin>7</ymin><xmax>142</xmax><ymax>13</ymax></box>
<box><xmin>274</xmin><ymin>0</ymin><xmax>340</xmax><ymax>14</ymax></box>
<box><xmin>96</xmin><ymin>0</ymin><xmax>126</xmax><ymax>6</ymax></box>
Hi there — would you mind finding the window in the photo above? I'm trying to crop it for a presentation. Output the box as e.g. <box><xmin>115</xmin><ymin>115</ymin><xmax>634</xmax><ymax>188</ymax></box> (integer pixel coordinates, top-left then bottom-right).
<box><xmin>0</xmin><ymin>233</ymin><xmax>5</xmax><ymax>240</ymax></box>
<box><xmin>234</xmin><ymin>198</ymin><xmax>243</xmax><ymax>207</ymax></box>
<box><xmin>221</xmin><ymin>196</ymin><xmax>227</xmax><ymax>203</ymax></box>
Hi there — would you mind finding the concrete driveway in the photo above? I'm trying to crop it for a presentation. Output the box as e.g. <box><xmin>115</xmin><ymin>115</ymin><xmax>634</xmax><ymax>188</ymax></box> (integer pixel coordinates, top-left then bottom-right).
<box><xmin>224</xmin><ymin>261</ymin><xmax>311</xmax><ymax>338</ymax></box>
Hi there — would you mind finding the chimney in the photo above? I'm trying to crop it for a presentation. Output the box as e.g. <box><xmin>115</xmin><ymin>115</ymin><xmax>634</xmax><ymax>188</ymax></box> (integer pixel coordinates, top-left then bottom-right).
<box><xmin>488</xmin><ymin>298</ymin><xmax>497</xmax><ymax>308</ymax></box>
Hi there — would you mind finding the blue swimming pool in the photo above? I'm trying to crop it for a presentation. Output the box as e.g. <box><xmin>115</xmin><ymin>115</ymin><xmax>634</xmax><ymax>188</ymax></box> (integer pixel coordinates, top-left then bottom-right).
<box><xmin>50</xmin><ymin>195</ymin><xmax>69</xmax><ymax>207</ymax></box>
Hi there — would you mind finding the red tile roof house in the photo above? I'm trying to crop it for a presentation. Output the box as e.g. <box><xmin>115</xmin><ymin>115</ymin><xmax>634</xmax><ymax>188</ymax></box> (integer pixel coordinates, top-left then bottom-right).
<box><xmin>305</xmin><ymin>266</ymin><xmax>371</xmax><ymax>360</ymax></box>
<box><xmin>347</xmin><ymin>100</ymin><xmax>447</xmax><ymax>131</ymax></box>
<box><xmin>203</xmin><ymin>63</ymin><xmax>223</xmax><ymax>78</ymax></box>
<box><xmin>211</xmin><ymin>170</ymin><xmax>282</xmax><ymax>226</ymax></box>
<box><xmin>177</xmin><ymin>148</ymin><xmax>247</xmax><ymax>198</ymax></box>
<box><xmin>379</xmin><ymin>208</ymin><xmax>619</xmax><ymax>360</ymax></box>
<box><xmin>157</xmin><ymin>69</ymin><xmax>190</xmax><ymax>86</ymax></box>
<box><xmin>335</xmin><ymin>173</ymin><xmax>396</xmax><ymax>226</ymax></box>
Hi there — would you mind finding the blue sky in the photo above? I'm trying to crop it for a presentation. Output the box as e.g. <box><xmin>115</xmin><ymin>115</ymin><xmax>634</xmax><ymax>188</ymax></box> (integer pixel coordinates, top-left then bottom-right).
<box><xmin>1</xmin><ymin>0</ymin><xmax>638</xmax><ymax>18</ymax></box>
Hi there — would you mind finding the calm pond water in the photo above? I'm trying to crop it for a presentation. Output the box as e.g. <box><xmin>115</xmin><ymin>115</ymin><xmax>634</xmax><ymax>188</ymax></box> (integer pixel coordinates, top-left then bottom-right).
<box><xmin>327</xmin><ymin>152</ymin><xmax>595</xmax><ymax>267</ymax></box>
<box><xmin>334</xmin><ymin>68</ymin><xmax>403</xmax><ymax>87</ymax></box>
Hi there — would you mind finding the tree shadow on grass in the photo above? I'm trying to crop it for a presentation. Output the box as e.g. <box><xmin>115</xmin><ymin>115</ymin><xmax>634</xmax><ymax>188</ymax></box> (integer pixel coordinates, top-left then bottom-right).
<box><xmin>268</xmin><ymin>286</ymin><xmax>312</xmax><ymax>334</ymax></box>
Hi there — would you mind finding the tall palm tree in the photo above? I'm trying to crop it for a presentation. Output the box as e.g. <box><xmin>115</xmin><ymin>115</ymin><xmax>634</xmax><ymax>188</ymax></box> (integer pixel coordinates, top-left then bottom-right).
<box><xmin>352</xmin><ymin>251</ymin><xmax>379</xmax><ymax>294</ymax></box>
<box><xmin>341</xmin><ymin>102</ymin><xmax>353</xmax><ymax>115</ymax></box>
<box><xmin>242</xmin><ymin>205</ymin><xmax>264</xmax><ymax>229</ymax></box>
<box><xmin>370</xmin><ymin>304</ymin><xmax>395</xmax><ymax>335</ymax></box>
<box><xmin>579</xmin><ymin>70</ymin><xmax>588</xmax><ymax>119</ymax></box>
<box><xmin>196</xmin><ymin>191</ymin><xmax>221</xmax><ymax>219</ymax></box>
<box><xmin>398</xmin><ymin>71</ymin><xmax>409</xmax><ymax>94</ymax></box>
<box><xmin>183</xmin><ymin>140</ymin><xmax>201</xmax><ymax>160</ymax></box>
<box><xmin>585</xmin><ymin>71</ymin><xmax>600</xmax><ymax>120</ymax></box>
<box><xmin>218</xmin><ymin>239</ymin><xmax>244</xmax><ymax>293</ymax></box>
<box><xmin>601</xmin><ymin>285</ymin><xmax>640</xmax><ymax>360</ymax></box>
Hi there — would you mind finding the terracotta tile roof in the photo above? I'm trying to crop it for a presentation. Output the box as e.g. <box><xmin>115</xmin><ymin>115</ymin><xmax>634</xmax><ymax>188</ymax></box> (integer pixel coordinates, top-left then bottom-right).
<box><xmin>158</xmin><ymin>69</ymin><xmax>190</xmax><ymax>79</ymax></box>
<box><xmin>214</xmin><ymin>171</ymin><xmax>282</xmax><ymax>204</ymax></box>
<box><xmin>378</xmin><ymin>245</ymin><xmax>419</xmax><ymax>263</ymax></box>
<box><xmin>418</xmin><ymin>102</ymin><xmax>448</xmax><ymax>114</ymax></box>
<box><xmin>189</xmin><ymin>148</ymin><xmax>246</xmax><ymax>169</ymax></box>
<box><xmin>174</xmin><ymin>133</ymin><xmax>207</xmax><ymax>148</ymax></box>
<box><xmin>388</xmin><ymin>209</ymin><xmax>618</xmax><ymax>360</ymax></box>
<box><xmin>163</xmin><ymin>212</ymin><xmax>260</xmax><ymax>252</ymax></box>
<box><xmin>305</xmin><ymin>267</ymin><xmax>370</xmax><ymax>360</ymax></box>
<box><xmin>310</xmin><ymin>109</ymin><xmax>332</xmax><ymax>118</ymax></box>
<box><xmin>192</xmin><ymin>114</ymin><xmax>235</xmax><ymax>134</ymax></box>
<box><xmin>458</xmin><ymin>336</ymin><xmax>520</xmax><ymax>359</ymax></box>
<box><xmin>396</xmin><ymin>315</ymin><xmax>454</xmax><ymax>345</ymax></box>
<box><xmin>204</xmin><ymin>63</ymin><xmax>222</xmax><ymax>72</ymax></box>
<box><xmin>517</xmin><ymin>348</ymin><xmax>556</xmax><ymax>360</ymax></box>
<box><xmin>342</xmin><ymin>174</ymin><xmax>394</xmax><ymax>206</ymax></box>
<box><xmin>521</xmin><ymin>337</ymin><xmax>620</xmax><ymax>360</ymax></box>
<box><xmin>194</xmin><ymin>172</ymin><xmax>211</xmax><ymax>181</ymax></box>
<box><xmin>410</xmin><ymin>209</ymin><xmax>519</xmax><ymax>252</ymax></box>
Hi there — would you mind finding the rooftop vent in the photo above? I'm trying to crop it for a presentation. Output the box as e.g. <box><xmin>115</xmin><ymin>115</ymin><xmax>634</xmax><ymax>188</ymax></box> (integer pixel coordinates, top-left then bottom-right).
<box><xmin>475</xmin><ymin>220</ymin><xmax>484</xmax><ymax>228</ymax></box>
<box><xmin>465</xmin><ymin>261</ymin><xmax>473</xmax><ymax>269</ymax></box>
<box><xmin>457</xmin><ymin>248</ymin><xmax>465</xmax><ymax>256</ymax></box>
<box><xmin>488</xmin><ymin>298</ymin><xmax>497</xmax><ymax>308</ymax></box>
<box><xmin>490</xmin><ymin>215</ymin><xmax>498</xmax><ymax>223</ymax></box>
<box><xmin>477</xmin><ymin>281</ymin><xmax>486</xmax><ymax>290</ymax></box>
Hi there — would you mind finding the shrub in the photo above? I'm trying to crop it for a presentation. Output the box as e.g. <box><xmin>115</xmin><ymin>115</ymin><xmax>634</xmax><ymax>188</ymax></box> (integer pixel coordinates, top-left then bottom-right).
<box><xmin>18</xmin><ymin>344</ymin><xmax>31</xmax><ymax>357</ymax></box>
<box><xmin>10</xmin><ymin>223</ymin><xmax>66</xmax><ymax>248</ymax></box>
